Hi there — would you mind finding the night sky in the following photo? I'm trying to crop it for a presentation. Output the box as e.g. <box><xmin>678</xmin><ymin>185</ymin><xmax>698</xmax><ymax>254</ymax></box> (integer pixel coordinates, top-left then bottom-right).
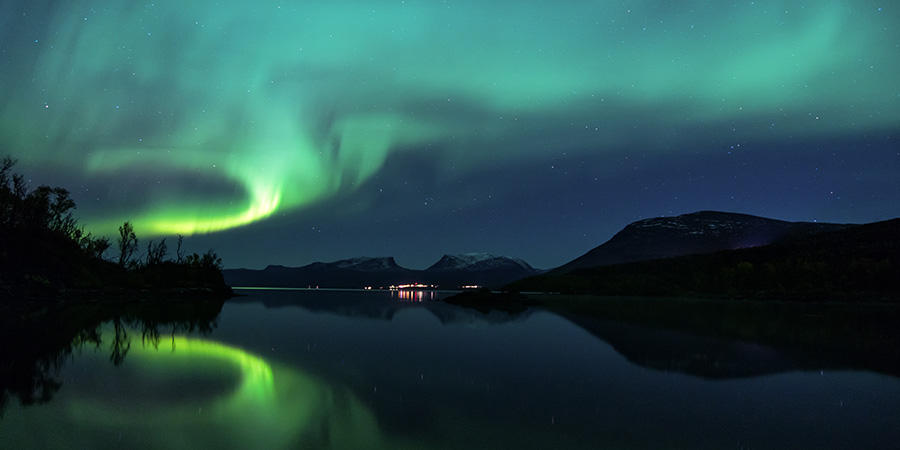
<box><xmin>1</xmin><ymin>1</ymin><xmax>898</xmax><ymax>270</ymax></box>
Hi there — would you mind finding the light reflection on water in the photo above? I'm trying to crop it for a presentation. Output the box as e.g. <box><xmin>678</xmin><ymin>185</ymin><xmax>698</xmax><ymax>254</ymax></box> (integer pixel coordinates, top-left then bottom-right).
<box><xmin>391</xmin><ymin>289</ymin><xmax>437</xmax><ymax>302</ymax></box>
<box><xmin>0</xmin><ymin>326</ymin><xmax>405</xmax><ymax>450</ymax></box>
<box><xmin>1</xmin><ymin>289</ymin><xmax>899</xmax><ymax>450</ymax></box>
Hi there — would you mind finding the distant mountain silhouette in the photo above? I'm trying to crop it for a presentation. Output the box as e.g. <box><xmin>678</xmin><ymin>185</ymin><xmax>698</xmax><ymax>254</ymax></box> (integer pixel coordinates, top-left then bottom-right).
<box><xmin>423</xmin><ymin>253</ymin><xmax>542</xmax><ymax>288</ymax></box>
<box><xmin>427</xmin><ymin>253</ymin><xmax>535</xmax><ymax>272</ymax></box>
<box><xmin>223</xmin><ymin>254</ymin><xmax>543</xmax><ymax>289</ymax></box>
<box><xmin>553</xmin><ymin>211</ymin><xmax>851</xmax><ymax>275</ymax></box>
<box><xmin>321</xmin><ymin>256</ymin><xmax>405</xmax><ymax>271</ymax></box>
<box><xmin>223</xmin><ymin>257</ymin><xmax>416</xmax><ymax>288</ymax></box>
<box><xmin>510</xmin><ymin>215</ymin><xmax>900</xmax><ymax>300</ymax></box>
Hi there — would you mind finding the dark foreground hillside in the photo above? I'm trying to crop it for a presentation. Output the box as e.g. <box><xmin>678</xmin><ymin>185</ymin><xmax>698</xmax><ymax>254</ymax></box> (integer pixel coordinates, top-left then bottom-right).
<box><xmin>509</xmin><ymin>218</ymin><xmax>900</xmax><ymax>301</ymax></box>
<box><xmin>0</xmin><ymin>156</ymin><xmax>231</xmax><ymax>312</ymax></box>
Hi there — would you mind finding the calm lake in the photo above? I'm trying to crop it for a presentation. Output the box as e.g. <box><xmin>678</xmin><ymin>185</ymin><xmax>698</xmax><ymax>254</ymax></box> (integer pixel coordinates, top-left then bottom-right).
<box><xmin>2</xmin><ymin>289</ymin><xmax>899</xmax><ymax>449</ymax></box>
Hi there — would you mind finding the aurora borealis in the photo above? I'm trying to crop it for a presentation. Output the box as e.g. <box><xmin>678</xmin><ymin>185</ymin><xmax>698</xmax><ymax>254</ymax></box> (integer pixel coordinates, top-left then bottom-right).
<box><xmin>1</xmin><ymin>0</ymin><xmax>898</xmax><ymax>269</ymax></box>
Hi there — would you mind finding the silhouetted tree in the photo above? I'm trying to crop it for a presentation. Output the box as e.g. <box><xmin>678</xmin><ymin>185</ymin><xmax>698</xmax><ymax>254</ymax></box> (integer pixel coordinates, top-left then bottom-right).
<box><xmin>117</xmin><ymin>221</ymin><xmax>139</xmax><ymax>268</ymax></box>
<box><xmin>175</xmin><ymin>234</ymin><xmax>185</xmax><ymax>263</ymax></box>
<box><xmin>1</xmin><ymin>156</ymin><xmax>78</xmax><ymax>235</ymax></box>
<box><xmin>186</xmin><ymin>249</ymin><xmax>223</xmax><ymax>270</ymax></box>
<box><xmin>83</xmin><ymin>232</ymin><xmax>112</xmax><ymax>260</ymax></box>
<box><xmin>109</xmin><ymin>318</ymin><xmax>131</xmax><ymax>366</ymax></box>
<box><xmin>1</xmin><ymin>154</ymin><xmax>231</xmax><ymax>299</ymax></box>
<box><xmin>145</xmin><ymin>238</ymin><xmax>167</xmax><ymax>266</ymax></box>
<box><xmin>1</xmin><ymin>156</ymin><xmax>113</xmax><ymax>290</ymax></box>
<box><xmin>0</xmin><ymin>156</ymin><xmax>27</xmax><ymax>229</ymax></box>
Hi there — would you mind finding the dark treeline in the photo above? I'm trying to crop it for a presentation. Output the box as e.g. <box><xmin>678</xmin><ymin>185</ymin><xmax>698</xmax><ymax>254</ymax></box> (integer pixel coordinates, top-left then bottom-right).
<box><xmin>0</xmin><ymin>156</ymin><xmax>231</xmax><ymax>306</ymax></box>
<box><xmin>509</xmin><ymin>218</ymin><xmax>900</xmax><ymax>301</ymax></box>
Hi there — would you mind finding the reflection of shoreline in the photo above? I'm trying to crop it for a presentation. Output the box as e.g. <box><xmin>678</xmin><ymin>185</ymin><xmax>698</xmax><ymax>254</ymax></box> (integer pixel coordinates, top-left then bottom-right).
<box><xmin>541</xmin><ymin>295</ymin><xmax>900</xmax><ymax>379</ymax></box>
<box><xmin>0</xmin><ymin>298</ymin><xmax>225</xmax><ymax>415</ymax></box>
<box><xmin>560</xmin><ymin>315</ymin><xmax>797</xmax><ymax>379</ymax></box>
<box><xmin>228</xmin><ymin>288</ymin><xmax>534</xmax><ymax>326</ymax></box>
<box><xmin>1</xmin><ymin>329</ymin><xmax>409</xmax><ymax>450</ymax></box>
<box><xmin>232</xmin><ymin>289</ymin><xmax>900</xmax><ymax>380</ymax></box>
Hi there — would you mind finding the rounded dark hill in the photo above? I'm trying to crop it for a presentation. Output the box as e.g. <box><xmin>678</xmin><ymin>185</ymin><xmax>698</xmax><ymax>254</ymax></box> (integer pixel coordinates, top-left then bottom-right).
<box><xmin>510</xmin><ymin>217</ymin><xmax>899</xmax><ymax>300</ymax></box>
<box><xmin>551</xmin><ymin>211</ymin><xmax>851</xmax><ymax>275</ymax></box>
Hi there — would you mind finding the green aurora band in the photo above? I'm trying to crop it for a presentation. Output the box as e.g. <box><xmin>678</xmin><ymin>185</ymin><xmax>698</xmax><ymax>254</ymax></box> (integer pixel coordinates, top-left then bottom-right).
<box><xmin>1</xmin><ymin>0</ymin><xmax>897</xmax><ymax>236</ymax></box>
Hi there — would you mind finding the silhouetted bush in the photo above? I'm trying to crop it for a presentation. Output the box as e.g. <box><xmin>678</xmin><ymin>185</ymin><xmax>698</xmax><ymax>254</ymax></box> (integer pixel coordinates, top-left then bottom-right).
<box><xmin>0</xmin><ymin>155</ymin><xmax>231</xmax><ymax>304</ymax></box>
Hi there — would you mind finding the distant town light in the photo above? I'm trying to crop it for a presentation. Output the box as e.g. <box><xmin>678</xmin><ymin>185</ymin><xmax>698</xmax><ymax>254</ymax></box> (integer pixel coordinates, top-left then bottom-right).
<box><xmin>389</xmin><ymin>283</ymin><xmax>437</xmax><ymax>290</ymax></box>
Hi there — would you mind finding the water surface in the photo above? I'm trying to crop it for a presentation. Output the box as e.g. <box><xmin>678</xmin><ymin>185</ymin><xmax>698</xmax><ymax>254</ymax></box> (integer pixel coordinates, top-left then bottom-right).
<box><xmin>2</xmin><ymin>289</ymin><xmax>898</xmax><ymax>449</ymax></box>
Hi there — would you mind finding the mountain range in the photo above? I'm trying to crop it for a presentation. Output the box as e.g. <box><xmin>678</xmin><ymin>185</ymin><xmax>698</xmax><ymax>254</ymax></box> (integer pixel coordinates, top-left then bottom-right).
<box><xmin>510</xmin><ymin>212</ymin><xmax>899</xmax><ymax>300</ymax></box>
<box><xmin>222</xmin><ymin>253</ymin><xmax>542</xmax><ymax>289</ymax></box>
<box><xmin>224</xmin><ymin>210</ymin><xmax>898</xmax><ymax>298</ymax></box>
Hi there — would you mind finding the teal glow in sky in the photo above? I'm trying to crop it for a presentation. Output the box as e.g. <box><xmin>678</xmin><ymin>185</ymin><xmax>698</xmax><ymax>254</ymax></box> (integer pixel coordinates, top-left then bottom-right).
<box><xmin>1</xmin><ymin>0</ymin><xmax>898</xmax><ymax>268</ymax></box>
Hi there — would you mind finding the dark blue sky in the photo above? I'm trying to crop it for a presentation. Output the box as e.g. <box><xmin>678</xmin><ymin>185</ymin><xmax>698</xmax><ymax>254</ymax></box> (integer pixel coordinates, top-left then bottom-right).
<box><xmin>2</xmin><ymin>0</ymin><xmax>898</xmax><ymax>269</ymax></box>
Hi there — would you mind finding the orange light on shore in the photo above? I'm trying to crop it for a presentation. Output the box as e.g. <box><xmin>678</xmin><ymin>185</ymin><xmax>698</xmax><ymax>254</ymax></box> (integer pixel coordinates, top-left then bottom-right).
<box><xmin>388</xmin><ymin>283</ymin><xmax>437</xmax><ymax>290</ymax></box>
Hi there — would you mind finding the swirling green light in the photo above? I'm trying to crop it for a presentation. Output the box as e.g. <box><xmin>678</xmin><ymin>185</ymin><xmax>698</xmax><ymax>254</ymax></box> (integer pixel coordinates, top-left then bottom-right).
<box><xmin>1</xmin><ymin>0</ymin><xmax>896</xmax><ymax>236</ymax></box>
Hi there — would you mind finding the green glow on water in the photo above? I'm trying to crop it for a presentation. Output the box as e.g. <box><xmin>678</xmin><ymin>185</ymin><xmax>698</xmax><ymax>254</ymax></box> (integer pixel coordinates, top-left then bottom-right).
<box><xmin>0</xmin><ymin>334</ymin><xmax>408</xmax><ymax>450</ymax></box>
<box><xmin>121</xmin><ymin>336</ymin><xmax>277</xmax><ymax>415</ymax></box>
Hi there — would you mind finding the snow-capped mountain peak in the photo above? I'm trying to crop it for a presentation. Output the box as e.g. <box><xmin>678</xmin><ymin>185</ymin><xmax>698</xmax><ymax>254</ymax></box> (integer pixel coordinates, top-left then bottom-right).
<box><xmin>331</xmin><ymin>256</ymin><xmax>401</xmax><ymax>271</ymax></box>
<box><xmin>426</xmin><ymin>253</ymin><xmax>535</xmax><ymax>272</ymax></box>
<box><xmin>453</xmin><ymin>253</ymin><xmax>498</xmax><ymax>266</ymax></box>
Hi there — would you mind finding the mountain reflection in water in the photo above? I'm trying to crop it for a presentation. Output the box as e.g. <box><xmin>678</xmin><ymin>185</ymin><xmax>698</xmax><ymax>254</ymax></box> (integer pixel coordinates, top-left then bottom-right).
<box><xmin>232</xmin><ymin>289</ymin><xmax>900</xmax><ymax>379</ymax></box>
<box><xmin>2</xmin><ymin>290</ymin><xmax>899</xmax><ymax>450</ymax></box>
